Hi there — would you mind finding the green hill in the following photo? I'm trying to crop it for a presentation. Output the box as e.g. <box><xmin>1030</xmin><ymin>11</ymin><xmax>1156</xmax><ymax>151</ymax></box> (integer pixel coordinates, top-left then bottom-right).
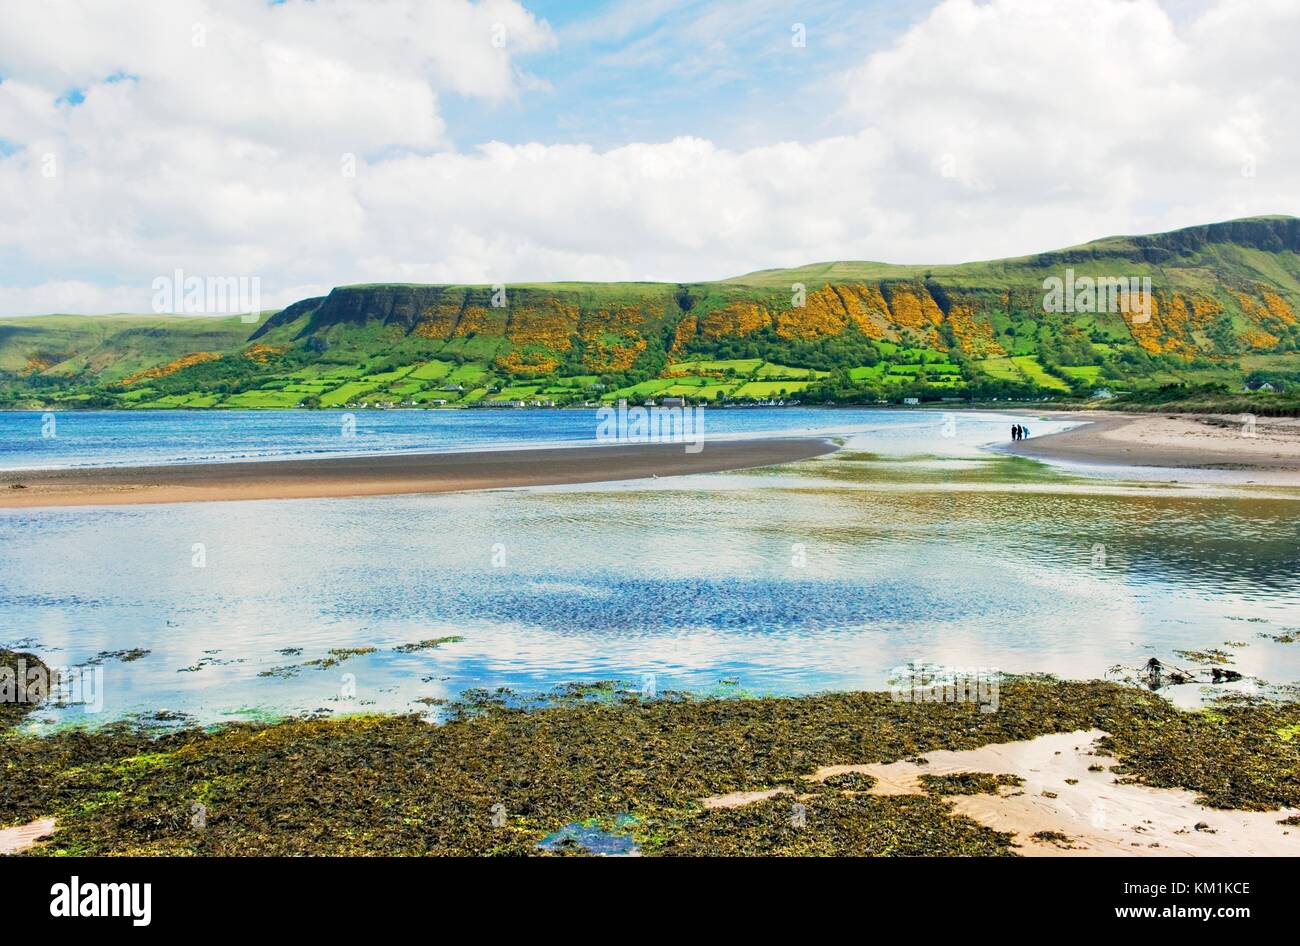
<box><xmin>4</xmin><ymin>216</ymin><xmax>1300</xmax><ymax>410</ymax></box>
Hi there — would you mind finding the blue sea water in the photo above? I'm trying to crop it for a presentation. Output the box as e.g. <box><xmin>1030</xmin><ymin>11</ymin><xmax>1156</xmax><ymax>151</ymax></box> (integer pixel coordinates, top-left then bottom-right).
<box><xmin>3</xmin><ymin>406</ymin><xmax>935</xmax><ymax>470</ymax></box>
<box><xmin>2</xmin><ymin>408</ymin><xmax>1299</xmax><ymax>728</ymax></box>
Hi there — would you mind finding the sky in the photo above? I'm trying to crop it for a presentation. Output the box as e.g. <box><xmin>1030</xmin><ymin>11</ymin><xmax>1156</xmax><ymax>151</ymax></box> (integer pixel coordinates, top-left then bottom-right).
<box><xmin>0</xmin><ymin>0</ymin><xmax>1295</xmax><ymax>315</ymax></box>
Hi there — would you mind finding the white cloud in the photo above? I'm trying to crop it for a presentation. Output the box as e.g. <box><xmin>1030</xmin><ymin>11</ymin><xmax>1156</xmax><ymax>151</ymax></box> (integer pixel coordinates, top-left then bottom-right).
<box><xmin>0</xmin><ymin>280</ymin><xmax>153</xmax><ymax>316</ymax></box>
<box><xmin>838</xmin><ymin>0</ymin><xmax>1297</xmax><ymax>245</ymax></box>
<box><xmin>0</xmin><ymin>0</ymin><xmax>1296</xmax><ymax>315</ymax></box>
<box><xmin>0</xmin><ymin>0</ymin><xmax>555</xmax><ymax>150</ymax></box>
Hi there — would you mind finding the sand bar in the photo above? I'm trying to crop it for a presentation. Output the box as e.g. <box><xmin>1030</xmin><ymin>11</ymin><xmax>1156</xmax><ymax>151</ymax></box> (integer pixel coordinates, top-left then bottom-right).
<box><xmin>0</xmin><ymin>437</ymin><xmax>836</xmax><ymax>509</ymax></box>
<box><xmin>1006</xmin><ymin>412</ymin><xmax>1300</xmax><ymax>485</ymax></box>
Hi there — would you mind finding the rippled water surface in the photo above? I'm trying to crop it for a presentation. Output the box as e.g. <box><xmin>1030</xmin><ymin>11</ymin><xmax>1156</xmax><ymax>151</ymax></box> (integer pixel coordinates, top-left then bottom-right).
<box><xmin>3</xmin><ymin>406</ymin><xmax>955</xmax><ymax>469</ymax></box>
<box><xmin>3</xmin><ymin>409</ymin><xmax>1299</xmax><ymax>727</ymax></box>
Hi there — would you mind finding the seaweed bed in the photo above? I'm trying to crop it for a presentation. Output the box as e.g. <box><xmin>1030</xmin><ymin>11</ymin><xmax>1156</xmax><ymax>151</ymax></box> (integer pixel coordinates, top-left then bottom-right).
<box><xmin>2</xmin><ymin>652</ymin><xmax>1298</xmax><ymax>856</ymax></box>
<box><xmin>919</xmin><ymin>772</ymin><xmax>1025</xmax><ymax>796</ymax></box>
<box><xmin>0</xmin><ymin>650</ymin><xmax>45</xmax><ymax>731</ymax></box>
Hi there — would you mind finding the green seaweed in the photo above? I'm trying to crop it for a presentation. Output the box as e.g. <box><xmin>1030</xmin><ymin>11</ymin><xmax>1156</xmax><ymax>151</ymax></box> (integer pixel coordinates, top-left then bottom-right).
<box><xmin>1174</xmin><ymin>649</ymin><xmax>1233</xmax><ymax>666</ymax></box>
<box><xmin>305</xmin><ymin>647</ymin><xmax>378</xmax><ymax>669</ymax></box>
<box><xmin>392</xmin><ymin>636</ymin><xmax>464</xmax><ymax>654</ymax></box>
<box><xmin>2</xmin><ymin>676</ymin><xmax>1297</xmax><ymax>856</ymax></box>
<box><xmin>919</xmin><ymin>772</ymin><xmax>1025</xmax><ymax>796</ymax></box>
<box><xmin>1030</xmin><ymin>830</ymin><xmax>1076</xmax><ymax>849</ymax></box>
<box><xmin>0</xmin><ymin>650</ymin><xmax>49</xmax><ymax>730</ymax></box>
<box><xmin>260</xmin><ymin>646</ymin><xmax>380</xmax><ymax>677</ymax></box>
<box><xmin>86</xmin><ymin>648</ymin><xmax>151</xmax><ymax>665</ymax></box>
<box><xmin>816</xmin><ymin>772</ymin><xmax>878</xmax><ymax>792</ymax></box>
<box><xmin>1097</xmin><ymin>696</ymin><xmax>1300</xmax><ymax>810</ymax></box>
<box><xmin>651</xmin><ymin>792</ymin><xmax>1017</xmax><ymax>857</ymax></box>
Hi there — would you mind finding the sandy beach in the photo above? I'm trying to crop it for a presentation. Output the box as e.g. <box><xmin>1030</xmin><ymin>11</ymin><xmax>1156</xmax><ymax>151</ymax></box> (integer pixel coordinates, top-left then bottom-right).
<box><xmin>704</xmin><ymin>730</ymin><xmax>1299</xmax><ymax>857</ymax></box>
<box><xmin>1007</xmin><ymin>411</ymin><xmax>1300</xmax><ymax>485</ymax></box>
<box><xmin>0</xmin><ymin>437</ymin><xmax>836</xmax><ymax>508</ymax></box>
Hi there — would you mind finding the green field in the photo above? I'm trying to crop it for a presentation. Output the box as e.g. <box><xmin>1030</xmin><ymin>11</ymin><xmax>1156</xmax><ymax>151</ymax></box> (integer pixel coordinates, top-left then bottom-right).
<box><xmin>977</xmin><ymin>357</ymin><xmax>1027</xmax><ymax>382</ymax></box>
<box><xmin>755</xmin><ymin>362</ymin><xmax>827</xmax><ymax>379</ymax></box>
<box><xmin>318</xmin><ymin>381</ymin><xmax>380</xmax><ymax>407</ymax></box>
<box><xmin>1059</xmin><ymin>365</ymin><xmax>1102</xmax><ymax>383</ymax></box>
<box><xmin>222</xmin><ymin>390</ymin><xmax>304</xmax><ymax>408</ymax></box>
<box><xmin>666</xmin><ymin>358</ymin><xmax>763</xmax><ymax>374</ymax></box>
<box><xmin>488</xmin><ymin>384</ymin><xmax>542</xmax><ymax>401</ymax></box>
<box><xmin>448</xmin><ymin>364</ymin><xmax>489</xmax><ymax>384</ymax></box>
<box><xmin>848</xmin><ymin>364</ymin><xmax>886</xmax><ymax>381</ymax></box>
<box><xmin>605</xmin><ymin>378</ymin><xmax>678</xmax><ymax>400</ymax></box>
<box><xmin>1011</xmin><ymin>356</ymin><xmax>1071</xmax><ymax>392</ymax></box>
<box><xmin>408</xmin><ymin>360</ymin><xmax>454</xmax><ymax>380</ymax></box>
<box><xmin>732</xmin><ymin>380</ymin><xmax>811</xmax><ymax>398</ymax></box>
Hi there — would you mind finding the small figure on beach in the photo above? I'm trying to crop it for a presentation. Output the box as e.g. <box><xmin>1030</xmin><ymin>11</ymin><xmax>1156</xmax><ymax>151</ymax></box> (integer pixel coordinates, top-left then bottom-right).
<box><xmin>1021</xmin><ymin>425</ymin><xmax>1030</xmax><ymax>439</ymax></box>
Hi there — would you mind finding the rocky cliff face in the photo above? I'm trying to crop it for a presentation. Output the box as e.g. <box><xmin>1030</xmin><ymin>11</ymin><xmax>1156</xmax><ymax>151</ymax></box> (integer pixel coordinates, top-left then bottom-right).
<box><xmin>250</xmin><ymin>287</ymin><xmax>439</xmax><ymax>339</ymax></box>
<box><xmin>246</xmin><ymin>217</ymin><xmax>1300</xmax><ymax>373</ymax></box>
<box><xmin>1028</xmin><ymin>216</ymin><xmax>1300</xmax><ymax>266</ymax></box>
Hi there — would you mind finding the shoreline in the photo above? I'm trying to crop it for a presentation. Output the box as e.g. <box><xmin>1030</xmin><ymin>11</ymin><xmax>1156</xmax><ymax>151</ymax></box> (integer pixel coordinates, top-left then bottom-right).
<box><xmin>3</xmin><ymin>662</ymin><xmax>1296</xmax><ymax>857</ymax></box>
<box><xmin>1002</xmin><ymin>411</ymin><xmax>1300</xmax><ymax>485</ymax></box>
<box><xmin>0</xmin><ymin>437</ymin><xmax>837</xmax><ymax>508</ymax></box>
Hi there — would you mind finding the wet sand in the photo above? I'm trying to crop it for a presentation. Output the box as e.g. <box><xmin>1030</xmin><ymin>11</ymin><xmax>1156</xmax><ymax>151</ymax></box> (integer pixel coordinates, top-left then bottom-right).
<box><xmin>0</xmin><ymin>817</ymin><xmax>54</xmax><ymax>855</ymax></box>
<box><xmin>842</xmin><ymin>731</ymin><xmax>1299</xmax><ymax>857</ymax></box>
<box><xmin>0</xmin><ymin>437</ymin><xmax>836</xmax><ymax>508</ymax></box>
<box><xmin>1006</xmin><ymin>412</ymin><xmax>1300</xmax><ymax>485</ymax></box>
<box><xmin>703</xmin><ymin>730</ymin><xmax>1300</xmax><ymax>857</ymax></box>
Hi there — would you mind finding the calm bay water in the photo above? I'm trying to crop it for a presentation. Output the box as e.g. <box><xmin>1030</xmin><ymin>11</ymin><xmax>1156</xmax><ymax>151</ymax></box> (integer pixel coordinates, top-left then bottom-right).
<box><xmin>3</xmin><ymin>408</ymin><xmax>1299</xmax><ymax>728</ymax></box>
<box><xmin>2</xmin><ymin>406</ymin><xmax>942</xmax><ymax>470</ymax></box>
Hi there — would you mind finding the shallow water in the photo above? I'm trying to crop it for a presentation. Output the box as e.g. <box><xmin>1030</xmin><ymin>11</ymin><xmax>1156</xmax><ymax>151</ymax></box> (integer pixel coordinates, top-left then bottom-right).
<box><xmin>1</xmin><ymin>406</ymin><xmax>985</xmax><ymax>470</ymax></box>
<box><xmin>3</xmin><ymin>409</ymin><xmax>1298</xmax><ymax>728</ymax></box>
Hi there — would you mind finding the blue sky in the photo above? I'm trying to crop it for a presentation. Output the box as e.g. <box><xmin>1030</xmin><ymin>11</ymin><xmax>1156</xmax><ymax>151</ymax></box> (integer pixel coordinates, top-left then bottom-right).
<box><xmin>442</xmin><ymin>0</ymin><xmax>936</xmax><ymax>150</ymax></box>
<box><xmin>0</xmin><ymin>0</ymin><xmax>1294</xmax><ymax>314</ymax></box>
<box><xmin>443</xmin><ymin>0</ymin><xmax>1224</xmax><ymax>151</ymax></box>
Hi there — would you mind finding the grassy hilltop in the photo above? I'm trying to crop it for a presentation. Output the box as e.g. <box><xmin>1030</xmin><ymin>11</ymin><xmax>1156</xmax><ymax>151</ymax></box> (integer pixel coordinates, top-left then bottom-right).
<box><xmin>3</xmin><ymin>216</ymin><xmax>1300</xmax><ymax>411</ymax></box>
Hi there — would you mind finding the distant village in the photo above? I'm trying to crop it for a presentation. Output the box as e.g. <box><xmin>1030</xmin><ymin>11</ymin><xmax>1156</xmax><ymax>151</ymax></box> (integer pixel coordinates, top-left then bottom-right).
<box><xmin>313</xmin><ymin>375</ymin><xmax>1274</xmax><ymax>412</ymax></box>
<box><xmin>325</xmin><ymin>395</ymin><xmax>806</xmax><ymax>410</ymax></box>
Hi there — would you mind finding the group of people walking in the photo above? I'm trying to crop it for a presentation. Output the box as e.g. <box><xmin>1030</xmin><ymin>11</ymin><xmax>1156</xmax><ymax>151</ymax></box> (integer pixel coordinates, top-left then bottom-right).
<box><xmin>1011</xmin><ymin>423</ymin><xmax>1030</xmax><ymax>441</ymax></box>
